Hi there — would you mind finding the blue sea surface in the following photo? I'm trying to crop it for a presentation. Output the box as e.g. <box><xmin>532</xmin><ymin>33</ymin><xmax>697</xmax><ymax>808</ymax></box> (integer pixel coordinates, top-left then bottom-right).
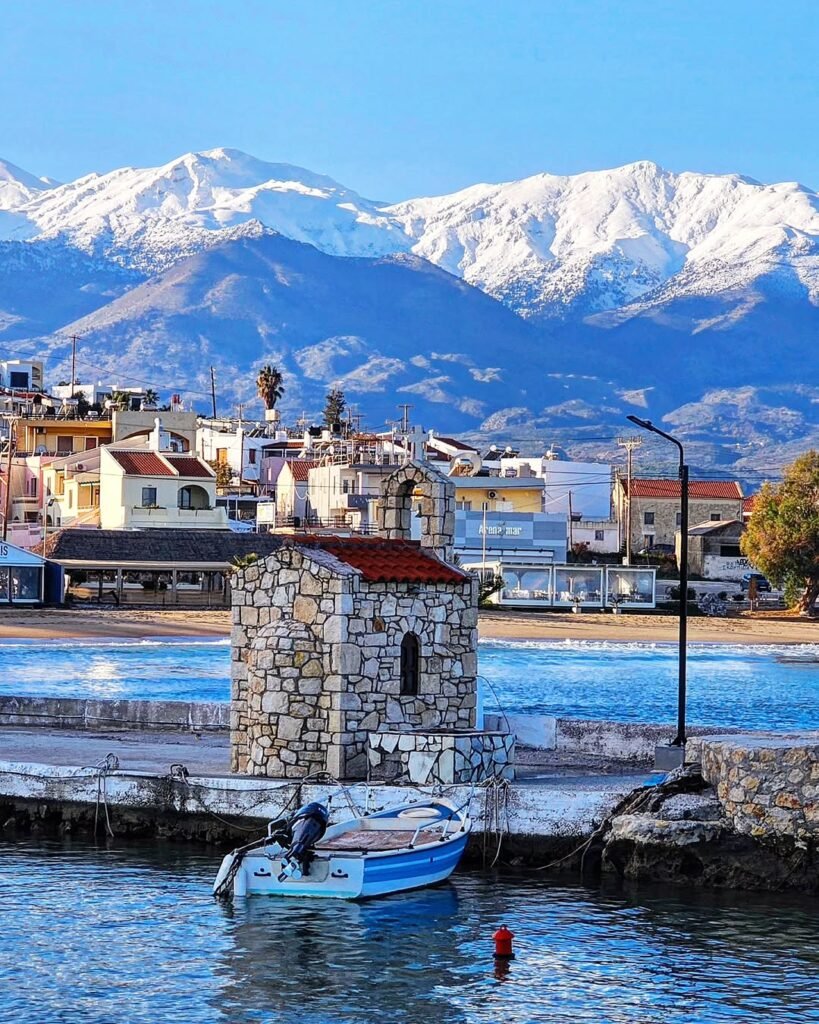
<box><xmin>1</xmin><ymin>840</ymin><xmax>817</xmax><ymax>1024</ymax></box>
<box><xmin>0</xmin><ymin>635</ymin><xmax>818</xmax><ymax>729</ymax></box>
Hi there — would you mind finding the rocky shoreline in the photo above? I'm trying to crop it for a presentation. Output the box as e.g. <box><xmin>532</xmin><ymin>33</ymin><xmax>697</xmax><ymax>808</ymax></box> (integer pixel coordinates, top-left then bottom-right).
<box><xmin>596</xmin><ymin>742</ymin><xmax>819</xmax><ymax>894</ymax></box>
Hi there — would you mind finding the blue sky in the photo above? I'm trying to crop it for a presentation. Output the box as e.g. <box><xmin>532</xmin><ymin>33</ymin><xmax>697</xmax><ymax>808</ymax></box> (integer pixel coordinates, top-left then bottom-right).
<box><xmin>3</xmin><ymin>0</ymin><xmax>818</xmax><ymax>200</ymax></box>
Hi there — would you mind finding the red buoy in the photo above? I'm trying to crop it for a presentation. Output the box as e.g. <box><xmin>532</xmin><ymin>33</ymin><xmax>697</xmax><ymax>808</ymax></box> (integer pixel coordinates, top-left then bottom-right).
<box><xmin>493</xmin><ymin>924</ymin><xmax>515</xmax><ymax>959</ymax></box>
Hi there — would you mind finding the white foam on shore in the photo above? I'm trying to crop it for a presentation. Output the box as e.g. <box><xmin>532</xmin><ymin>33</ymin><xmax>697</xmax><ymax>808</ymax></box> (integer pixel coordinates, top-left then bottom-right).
<box><xmin>0</xmin><ymin>636</ymin><xmax>230</xmax><ymax>650</ymax></box>
<box><xmin>479</xmin><ymin>638</ymin><xmax>819</xmax><ymax>660</ymax></box>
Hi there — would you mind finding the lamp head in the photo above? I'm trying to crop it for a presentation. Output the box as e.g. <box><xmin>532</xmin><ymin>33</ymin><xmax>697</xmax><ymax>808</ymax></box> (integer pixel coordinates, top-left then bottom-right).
<box><xmin>626</xmin><ymin>414</ymin><xmax>653</xmax><ymax>431</ymax></box>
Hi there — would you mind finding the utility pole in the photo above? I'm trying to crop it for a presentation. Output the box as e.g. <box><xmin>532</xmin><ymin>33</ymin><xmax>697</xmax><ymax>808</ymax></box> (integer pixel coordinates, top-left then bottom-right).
<box><xmin>210</xmin><ymin>367</ymin><xmax>217</xmax><ymax>419</ymax></box>
<box><xmin>2</xmin><ymin>419</ymin><xmax>16</xmax><ymax>542</ymax></box>
<box><xmin>398</xmin><ymin>404</ymin><xmax>412</xmax><ymax>434</ymax></box>
<box><xmin>616</xmin><ymin>436</ymin><xmax>642</xmax><ymax>564</ymax></box>
<box><xmin>70</xmin><ymin>335</ymin><xmax>79</xmax><ymax>399</ymax></box>
<box><xmin>568</xmin><ymin>490</ymin><xmax>574</xmax><ymax>551</ymax></box>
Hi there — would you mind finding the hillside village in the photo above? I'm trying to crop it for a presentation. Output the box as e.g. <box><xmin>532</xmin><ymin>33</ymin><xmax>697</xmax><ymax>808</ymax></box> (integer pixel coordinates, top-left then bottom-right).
<box><xmin>0</xmin><ymin>354</ymin><xmax>761</xmax><ymax>610</ymax></box>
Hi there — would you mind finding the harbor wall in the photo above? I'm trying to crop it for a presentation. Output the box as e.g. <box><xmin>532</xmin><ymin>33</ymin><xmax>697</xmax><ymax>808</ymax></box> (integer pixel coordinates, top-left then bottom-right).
<box><xmin>491</xmin><ymin>713</ymin><xmax>743</xmax><ymax>762</ymax></box>
<box><xmin>0</xmin><ymin>757</ymin><xmax>635</xmax><ymax>857</ymax></box>
<box><xmin>0</xmin><ymin>696</ymin><xmax>228</xmax><ymax>732</ymax></box>
<box><xmin>689</xmin><ymin>733</ymin><xmax>819</xmax><ymax>843</ymax></box>
<box><xmin>2</xmin><ymin>695</ymin><xmax>745</xmax><ymax>762</ymax></box>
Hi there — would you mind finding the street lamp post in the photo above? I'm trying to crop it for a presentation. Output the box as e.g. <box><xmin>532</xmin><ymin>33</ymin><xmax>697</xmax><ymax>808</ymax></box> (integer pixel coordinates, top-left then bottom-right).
<box><xmin>626</xmin><ymin>415</ymin><xmax>688</xmax><ymax>748</ymax></box>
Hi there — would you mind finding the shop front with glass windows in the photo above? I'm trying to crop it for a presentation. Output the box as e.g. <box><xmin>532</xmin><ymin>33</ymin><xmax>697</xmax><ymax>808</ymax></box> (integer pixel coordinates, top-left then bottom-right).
<box><xmin>0</xmin><ymin>540</ymin><xmax>46</xmax><ymax>604</ymax></box>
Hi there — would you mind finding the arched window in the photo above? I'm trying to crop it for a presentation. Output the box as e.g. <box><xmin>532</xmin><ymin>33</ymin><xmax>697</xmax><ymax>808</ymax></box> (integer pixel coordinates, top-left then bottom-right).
<box><xmin>400</xmin><ymin>632</ymin><xmax>420</xmax><ymax>696</ymax></box>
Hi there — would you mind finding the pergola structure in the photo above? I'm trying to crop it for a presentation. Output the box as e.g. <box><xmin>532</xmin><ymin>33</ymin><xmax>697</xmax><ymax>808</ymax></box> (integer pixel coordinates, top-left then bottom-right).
<box><xmin>40</xmin><ymin>529</ymin><xmax>286</xmax><ymax>607</ymax></box>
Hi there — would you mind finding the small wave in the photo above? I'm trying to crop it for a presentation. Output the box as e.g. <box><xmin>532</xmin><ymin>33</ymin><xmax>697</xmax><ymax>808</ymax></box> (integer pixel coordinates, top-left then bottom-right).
<box><xmin>478</xmin><ymin>637</ymin><xmax>819</xmax><ymax>659</ymax></box>
<box><xmin>0</xmin><ymin>636</ymin><xmax>230</xmax><ymax>650</ymax></box>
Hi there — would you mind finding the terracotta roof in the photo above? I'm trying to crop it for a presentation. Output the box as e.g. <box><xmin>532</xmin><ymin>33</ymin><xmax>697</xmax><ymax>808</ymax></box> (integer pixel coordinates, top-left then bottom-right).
<box><xmin>295</xmin><ymin>536</ymin><xmax>467</xmax><ymax>584</ymax></box>
<box><xmin>742</xmin><ymin>495</ymin><xmax>756</xmax><ymax>513</ymax></box>
<box><xmin>109</xmin><ymin>451</ymin><xmax>174</xmax><ymax>476</ymax></box>
<box><xmin>287</xmin><ymin>460</ymin><xmax>319</xmax><ymax>482</ymax></box>
<box><xmin>624</xmin><ymin>478</ymin><xmax>743</xmax><ymax>500</ymax></box>
<box><xmin>164</xmin><ymin>455</ymin><xmax>213</xmax><ymax>478</ymax></box>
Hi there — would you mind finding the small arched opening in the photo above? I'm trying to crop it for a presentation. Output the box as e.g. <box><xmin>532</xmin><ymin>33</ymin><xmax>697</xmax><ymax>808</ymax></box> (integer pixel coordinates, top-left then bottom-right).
<box><xmin>400</xmin><ymin>631</ymin><xmax>420</xmax><ymax>696</ymax></box>
<box><xmin>178</xmin><ymin>484</ymin><xmax>210</xmax><ymax>510</ymax></box>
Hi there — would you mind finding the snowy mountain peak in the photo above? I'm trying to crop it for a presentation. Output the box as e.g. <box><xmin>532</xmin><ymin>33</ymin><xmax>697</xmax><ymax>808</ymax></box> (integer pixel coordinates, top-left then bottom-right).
<box><xmin>0</xmin><ymin>158</ymin><xmax>58</xmax><ymax>210</ymax></box>
<box><xmin>2</xmin><ymin>148</ymin><xmax>819</xmax><ymax>316</ymax></box>
<box><xmin>386</xmin><ymin>159</ymin><xmax>819</xmax><ymax>317</ymax></box>
<box><xmin>4</xmin><ymin>147</ymin><xmax>405</xmax><ymax>267</ymax></box>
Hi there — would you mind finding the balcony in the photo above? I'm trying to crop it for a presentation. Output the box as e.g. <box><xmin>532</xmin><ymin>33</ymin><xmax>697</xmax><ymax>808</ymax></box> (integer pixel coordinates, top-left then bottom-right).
<box><xmin>129</xmin><ymin>505</ymin><xmax>228</xmax><ymax>529</ymax></box>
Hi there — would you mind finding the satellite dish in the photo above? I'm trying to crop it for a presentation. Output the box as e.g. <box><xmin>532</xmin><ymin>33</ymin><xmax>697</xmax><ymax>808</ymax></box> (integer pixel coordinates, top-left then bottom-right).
<box><xmin>35</xmin><ymin>445</ymin><xmax>48</xmax><ymax>456</ymax></box>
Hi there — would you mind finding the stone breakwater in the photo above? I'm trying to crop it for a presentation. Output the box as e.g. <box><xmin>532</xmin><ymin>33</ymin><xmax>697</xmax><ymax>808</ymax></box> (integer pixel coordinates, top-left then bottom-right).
<box><xmin>689</xmin><ymin>733</ymin><xmax>819</xmax><ymax>844</ymax></box>
<box><xmin>601</xmin><ymin>735</ymin><xmax>819</xmax><ymax>893</ymax></box>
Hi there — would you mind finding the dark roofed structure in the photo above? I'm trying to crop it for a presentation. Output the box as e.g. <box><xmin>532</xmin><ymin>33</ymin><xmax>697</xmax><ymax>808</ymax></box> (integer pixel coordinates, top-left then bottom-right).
<box><xmin>41</xmin><ymin>529</ymin><xmax>286</xmax><ymax>566</ymax></box>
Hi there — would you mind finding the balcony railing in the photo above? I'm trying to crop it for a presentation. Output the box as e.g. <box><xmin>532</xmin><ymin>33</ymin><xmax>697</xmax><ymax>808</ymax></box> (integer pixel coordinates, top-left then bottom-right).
<box><xmin>130</xmin><ymin>506</ymin><xmax>226</xmax><ymax>526</ymax></box>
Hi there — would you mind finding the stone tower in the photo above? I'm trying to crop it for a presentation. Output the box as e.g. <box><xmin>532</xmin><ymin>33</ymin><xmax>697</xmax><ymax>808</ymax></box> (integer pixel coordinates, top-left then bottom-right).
<box><xmin>376</xmin><ymin>461</ymin><xmax>456</xmax><ymax>562</ymax></box>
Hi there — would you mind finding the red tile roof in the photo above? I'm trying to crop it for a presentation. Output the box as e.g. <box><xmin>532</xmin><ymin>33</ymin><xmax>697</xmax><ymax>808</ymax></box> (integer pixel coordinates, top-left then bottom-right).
<box><xmin>624</xmin><ymin>478</ymin><xmax>743</xmax><ymax>500</ymax></box>
<box><xmin>164</xmin><ymin>455</ymin><xmax>213</xmax><ymax>478</ymax></box>
<box><xmin>288</xmin><ymin>460</ymin><xmax>319</xmax><ymax>482</ymax></box>
<box><xmin>295</xmin><ymin>536</ymin><xmax>467</xmax><ymax>584</ymax></box>
<box><xmin>109</xmin><ymin>451</ymin><xmax>174</xmax><ymax>476</ymax></box>
<box><xmin>742</xmin><ymin>495</ymin><xmax>756</xmax><ymax>513</ymax></box>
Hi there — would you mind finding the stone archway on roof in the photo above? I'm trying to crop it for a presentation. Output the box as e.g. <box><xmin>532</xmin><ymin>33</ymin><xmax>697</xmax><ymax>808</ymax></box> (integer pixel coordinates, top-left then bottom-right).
<box><xmin>376</xmin><ymin>460</ymin><xmax>455</xmax><ymax>563</ymax></box>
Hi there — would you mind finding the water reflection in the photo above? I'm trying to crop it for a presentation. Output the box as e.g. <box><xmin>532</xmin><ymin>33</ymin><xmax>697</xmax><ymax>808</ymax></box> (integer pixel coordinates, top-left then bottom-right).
<box><xmin>1</xmin><ymin>840</ymin><xmax>818</xmax><ymax>1024</ymax></box>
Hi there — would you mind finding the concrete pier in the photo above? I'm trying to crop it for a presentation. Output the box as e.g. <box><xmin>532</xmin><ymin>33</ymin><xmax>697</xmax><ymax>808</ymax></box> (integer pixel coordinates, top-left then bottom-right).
<box><xmin>0</xmin><ymin>723</ymin><xmax>653</xmax><ymax>855</ymax></box>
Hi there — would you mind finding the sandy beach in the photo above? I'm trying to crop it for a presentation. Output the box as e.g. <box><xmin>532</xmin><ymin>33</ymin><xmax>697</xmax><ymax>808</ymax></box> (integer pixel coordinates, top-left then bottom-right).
<box><xmin>0</xmin><ymin>606</ymin><xmax>817</xmax><ymax>644</ymax></box>
<box><xmin>479</xmin><ymin>609</ymin><xmax>819</xmax><ymax>645</ymax></box>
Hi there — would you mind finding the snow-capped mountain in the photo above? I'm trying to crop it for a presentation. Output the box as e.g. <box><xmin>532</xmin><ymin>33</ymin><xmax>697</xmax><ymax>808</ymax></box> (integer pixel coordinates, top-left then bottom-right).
<box><xmin>4</xmin><ymin>149</ymin><xmax>819</xmax><ymax>318</ymax></box>
<box><xmin>0</xmin><ymin>158</ymin><xmax>57</xmax><ymax>209</ymax></box>
<box><xmin>2</xmin><ymin>147</ymin><xmax>819</xmax><ymax>471</ymax></box>
<box><xmin>387</xmin><ymin>161</ymin><xmax>819</xmax><ymax>318</ymax></box>
<box><xmin>0</xmin><ymin>148</ymin><xmax>408</xmax><ymax>271</ymax></box>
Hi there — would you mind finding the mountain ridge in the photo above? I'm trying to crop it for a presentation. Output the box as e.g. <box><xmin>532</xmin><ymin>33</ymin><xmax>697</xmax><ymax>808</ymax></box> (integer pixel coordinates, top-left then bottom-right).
<box><xmin>1</xmin><ymin>148</ymin><xmax>818</xmax><ymax>474</ymax></box>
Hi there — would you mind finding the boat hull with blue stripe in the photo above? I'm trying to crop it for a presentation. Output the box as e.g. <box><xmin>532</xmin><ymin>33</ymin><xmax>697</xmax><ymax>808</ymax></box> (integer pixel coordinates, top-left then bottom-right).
<box><xmin>213</xmin><ymin>798</ymin><xmax>471</xmax><ymax>900</ymax></box>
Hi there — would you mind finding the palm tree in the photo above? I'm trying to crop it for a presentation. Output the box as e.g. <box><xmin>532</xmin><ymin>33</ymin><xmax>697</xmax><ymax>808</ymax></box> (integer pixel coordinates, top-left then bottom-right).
<box><xmin>144</xmin><ymin>388</ymin><xmax>159</xmax><ymax>406</ymax></box>
<box><xmin>256</xmin><ymin>365</ymin><xmax>285</xmax><ymax>412</ymax></box>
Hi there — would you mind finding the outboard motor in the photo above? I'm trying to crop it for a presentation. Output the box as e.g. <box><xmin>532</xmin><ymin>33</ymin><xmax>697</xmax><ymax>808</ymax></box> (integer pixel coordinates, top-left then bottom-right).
<box><xmin>277</xmin><ymin>802</ymin><xmax>330</xmax><ymax>882</ymax></box>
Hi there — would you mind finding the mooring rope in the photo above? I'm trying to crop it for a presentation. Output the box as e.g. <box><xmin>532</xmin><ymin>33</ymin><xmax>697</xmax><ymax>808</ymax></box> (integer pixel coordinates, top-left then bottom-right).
<box><xmin>84</xmin><ymin>753</ymin><xmax>119</xmax><ymax>839</ymax></box>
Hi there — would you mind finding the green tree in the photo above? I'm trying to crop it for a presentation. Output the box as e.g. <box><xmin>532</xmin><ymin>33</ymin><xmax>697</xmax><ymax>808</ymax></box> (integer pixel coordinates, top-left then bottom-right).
<box><xmin>256</xmin><ymin>364</ymin><xmax>285</xmax><ymax>411</ymax></box>
<box><xmin>208</xmin><ymin>459</ymin><xmax>232</xmax><ymax>491</ymax></box>
<box><xmin>323</xmin><ymin>387</ymin><xmax>346</xmax><ymax>430</ymax></box>
<box><xmin>228</xmin><ymin>553</ymin><xmax>259</xmax><ymax>575</ymax></box>
<box><xmin>144</xmin><ymin>389</ymin><xmax>159</xmax><ymax>406</ymax></box>
<box><xmin>741</xmin><ymin>450</ymin><xmax>819</xmax><ymax>613</ymax></box>
<box><xmin>74</xmin><ymin>389</ymin><xmax>90</xmax><ymax>419</ymax></box>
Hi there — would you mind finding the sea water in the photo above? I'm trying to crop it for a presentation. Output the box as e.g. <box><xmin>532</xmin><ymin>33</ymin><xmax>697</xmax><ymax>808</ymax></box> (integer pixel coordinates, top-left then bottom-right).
<box><xmin>1</xmin><ymin>636</ymin><xmax>818</xmax><ymax>730</ymax></box>
<box><xmin>1</xmin><ymin>839</ymin><xmax>817</xmax><ymax>1024</ymax></box>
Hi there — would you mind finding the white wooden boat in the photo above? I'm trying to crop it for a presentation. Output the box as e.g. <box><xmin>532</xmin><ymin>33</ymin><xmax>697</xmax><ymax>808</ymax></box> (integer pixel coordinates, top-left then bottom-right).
<box><xmin>213</xmin><ymin>797</ymin><xmax>471</xmax><ymax>900</ymax></box>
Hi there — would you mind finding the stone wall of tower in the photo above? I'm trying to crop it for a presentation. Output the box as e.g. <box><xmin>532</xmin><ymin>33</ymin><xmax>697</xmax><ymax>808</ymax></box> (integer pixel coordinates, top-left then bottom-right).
<box><xmin>230</xmin><ymin>543</ymin><xmax>478</xmax><ymax>779</ymax></box>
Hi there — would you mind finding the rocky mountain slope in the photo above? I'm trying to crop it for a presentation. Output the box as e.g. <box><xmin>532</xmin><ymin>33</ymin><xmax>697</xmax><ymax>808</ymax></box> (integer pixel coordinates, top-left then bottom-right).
<box><xmin>1</xmin><ymin>149</ymin><xmax>818</xmax><ymax>473</ymax></box>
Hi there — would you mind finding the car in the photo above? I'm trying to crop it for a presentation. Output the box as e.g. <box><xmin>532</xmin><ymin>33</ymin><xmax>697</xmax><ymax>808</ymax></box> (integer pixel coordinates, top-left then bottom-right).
<box><xmin>740</xmin><ymin>572</ymin><xmax>771</xmax><ymax>592</ymax></box>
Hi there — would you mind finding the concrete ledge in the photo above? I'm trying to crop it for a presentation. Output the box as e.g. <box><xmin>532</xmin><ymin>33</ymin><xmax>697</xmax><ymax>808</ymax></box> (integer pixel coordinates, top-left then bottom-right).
<box><xmin>501</xmin><ymin>713</ymin><xmax>748</xmax><ymax>762</ymax></box>
<box><xmin>0</xmin><ymin>758</ymin><xmax>641</xmax><ymax>843</ymax></box>
<box><xmin>0</xmin><ymin>695</ymin><xmax>752</xmax><ymax>764</ymax></box>
<box><xmin>0</xmin><ymin>696</ymin><xmax>228</xmax><ymax>732</ymax></box>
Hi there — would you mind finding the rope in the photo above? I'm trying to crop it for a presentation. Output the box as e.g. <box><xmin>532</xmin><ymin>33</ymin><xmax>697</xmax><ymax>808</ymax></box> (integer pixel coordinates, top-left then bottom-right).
<box><xmin>479</xmin><ymin>776</ymin><xmax>510</xmax><ymax>869</ymax></box>
<box><xmin>87</xmin><ymin>753</ymin><xmax>119</xmax><ymax>839</ymax></box>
